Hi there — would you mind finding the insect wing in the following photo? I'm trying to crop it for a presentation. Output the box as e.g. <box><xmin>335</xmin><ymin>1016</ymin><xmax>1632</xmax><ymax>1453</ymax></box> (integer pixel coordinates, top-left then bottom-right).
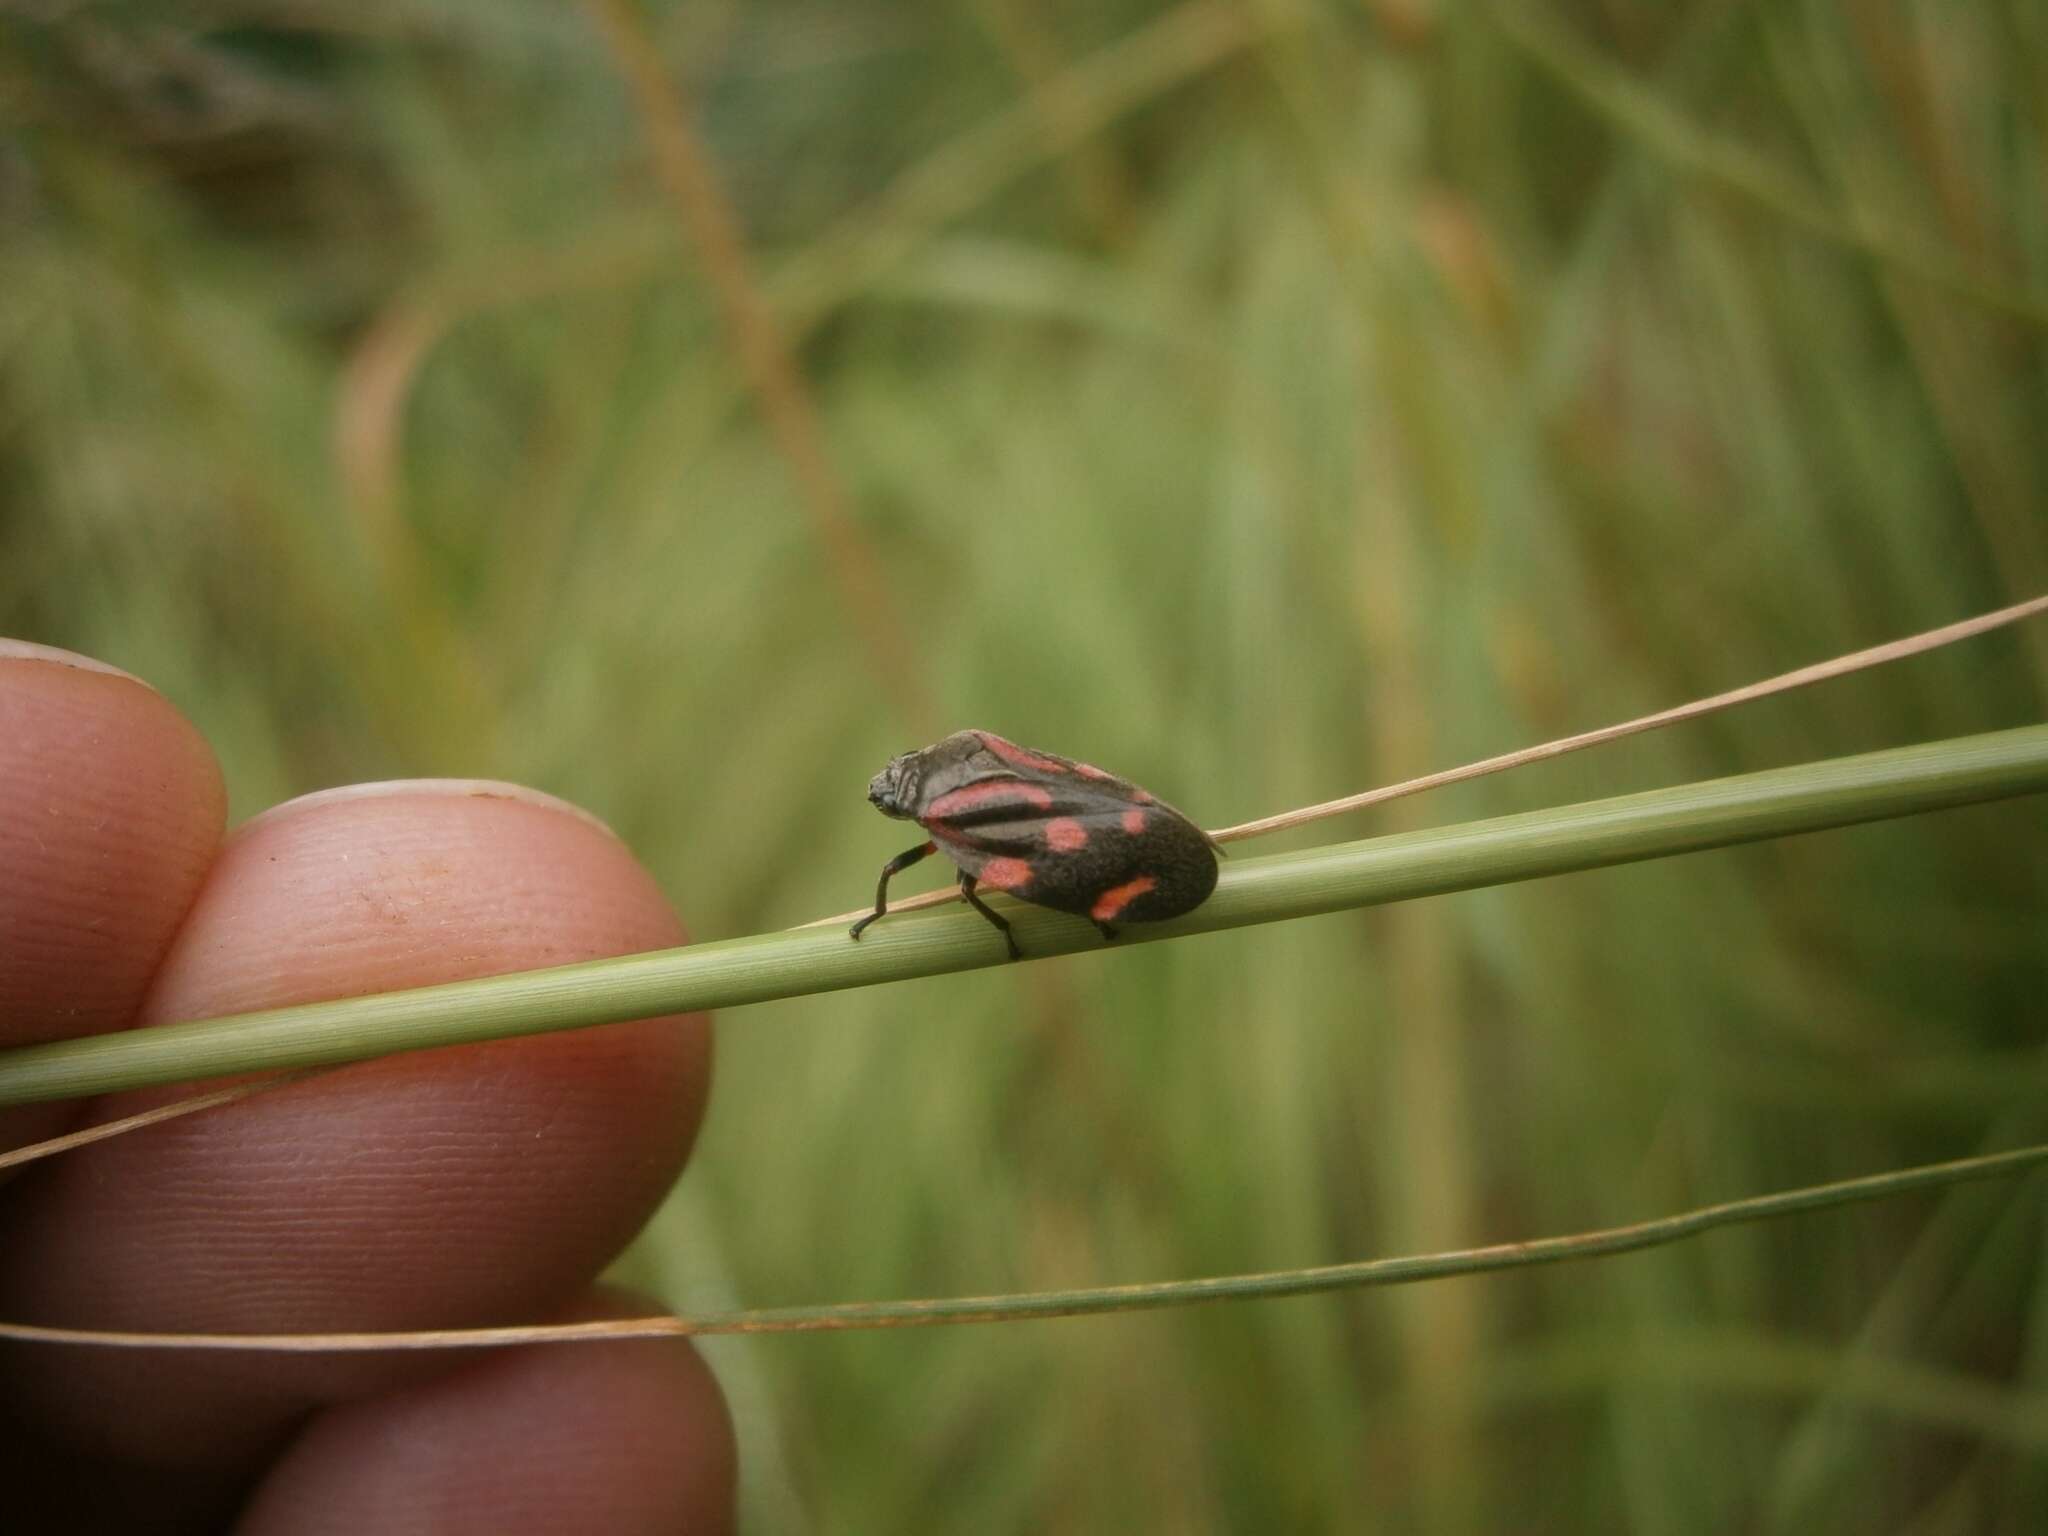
<box><xmin>920</xmin><ymin>771</ymin><xmax>1215</xmax><ymax>921</ymax></box>
<box><xmin>916</xmin><ymin>775</ymin><xmax>1106</xmax><ymax>863</ymax></box>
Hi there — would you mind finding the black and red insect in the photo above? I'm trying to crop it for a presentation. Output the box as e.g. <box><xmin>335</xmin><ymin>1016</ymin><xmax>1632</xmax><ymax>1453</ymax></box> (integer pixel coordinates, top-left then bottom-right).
<box><xmin>849</xmin><ymin>730</ymin><xmax>1219</xmax><ymax>959</ymax></box>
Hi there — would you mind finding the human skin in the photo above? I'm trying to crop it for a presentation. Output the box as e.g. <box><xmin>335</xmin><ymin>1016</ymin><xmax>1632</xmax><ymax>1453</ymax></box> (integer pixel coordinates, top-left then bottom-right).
<box><xmin>0</xmin><ymin>640</ymin><xmax>734</xmax><ymax>1534</ymax></box>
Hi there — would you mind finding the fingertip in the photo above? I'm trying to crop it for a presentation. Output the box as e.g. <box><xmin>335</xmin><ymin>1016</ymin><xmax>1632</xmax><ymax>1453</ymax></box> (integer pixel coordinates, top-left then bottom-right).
<box><xmin>164</xmin><ymin>778</ymin><xmax>679</xmax><ymax>1026</ymax></box>
<box><xmin>0</xmin><ymin>642</ymin><xmax>227</xmax><ymax>1150</ymax></box>
<box><xmin>238</xmin><ymin>1292</ymin><xmax>735</xmax><ymax>1536</ymax></box>
<box><xmin>0</xmin><ymin>779</ymin><xmax>713</xmax><ymax>1480</ymax></box>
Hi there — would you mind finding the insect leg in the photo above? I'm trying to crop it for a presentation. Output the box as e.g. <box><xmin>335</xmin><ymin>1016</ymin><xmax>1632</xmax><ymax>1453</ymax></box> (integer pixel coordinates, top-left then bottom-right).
<box><xmin>958</xmin><ymin>872</ymin><xmax>1023</xmax><ymax>961</ymax></box>
<box><xmin>849</xmin><ymin>841</ymin><xmax>937</xmax><ymax>941</ymax></box>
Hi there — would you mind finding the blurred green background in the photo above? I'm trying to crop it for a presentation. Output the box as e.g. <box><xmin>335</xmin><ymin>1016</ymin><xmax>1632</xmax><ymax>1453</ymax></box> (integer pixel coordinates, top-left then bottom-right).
<box><xmin>5</xmin><ymin>0</ymin><xmax>2046</xmax><ymax>1528</ymax></box>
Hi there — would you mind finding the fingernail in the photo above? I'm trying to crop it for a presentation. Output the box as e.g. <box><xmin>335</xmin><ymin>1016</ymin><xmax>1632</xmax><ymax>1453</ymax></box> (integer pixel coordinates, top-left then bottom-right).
<box><xmin>0</xmin><ymin>640</ymin><xmax>155</xmax><ymax>687</ymax></box>
<box><xmin>240</xmin><ymin>779</ymin><xmax>618</xmax><ymax>839</ymax></box>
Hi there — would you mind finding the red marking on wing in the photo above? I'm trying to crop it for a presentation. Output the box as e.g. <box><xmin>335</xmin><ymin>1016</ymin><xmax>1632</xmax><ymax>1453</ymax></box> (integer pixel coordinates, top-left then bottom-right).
<box><xmin>1120</xmin><ymin>809</ymin><xmax>1147</xmax><ymax>836</ymax></box>
<box><xmin>928</xmin><ymin>780</ymin><xmax>1054</xmax><ymax>820</ymax></box>
<box><xmin>1074</xmin><ymin>762</ymin><xmax>1115</xmax><ymax>780</ymax></box>
<box><xmin>1045</xmin><ymin>818</ymin><xmax>1088</xmax><ymax>852</ymax></box>
<box><xmin>1091</xmin><ymin>875</ymin><xmax>1158</xmax><ymax>922</ymax></box>
<box><xmin>976</xmin><ymin>732</ymin><xmax>1069</xmax><ymax>775</ymax></box>
<box><xmin>979</xmin><ymin>857</ymin><xmax>1034</xmax><ymax>891</ymax></box>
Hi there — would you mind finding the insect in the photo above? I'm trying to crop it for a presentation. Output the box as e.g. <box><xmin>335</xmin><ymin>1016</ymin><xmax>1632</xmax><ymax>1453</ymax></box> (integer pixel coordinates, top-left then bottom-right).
<box><xmin>849</xmin><ymin>730</ymin><xmax>1220</xmax><ymax>959</ymax></box>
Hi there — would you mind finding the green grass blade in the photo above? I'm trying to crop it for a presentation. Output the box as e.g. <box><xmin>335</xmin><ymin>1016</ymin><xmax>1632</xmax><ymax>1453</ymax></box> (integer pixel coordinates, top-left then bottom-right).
<box><xmin>7</xmin><ymin>1145</ymin><xmax>2043</xmax><ymax>1355</ymax></box>
<box><xmin>0</xmin><ymin>724</ymin><xmax>2041</xmax><ymax>1107</ymax></box>
<box><xmin>671</xmin><ymin>1143</ymin><xmax>2048</xmax><ymax>1334</ymax></box>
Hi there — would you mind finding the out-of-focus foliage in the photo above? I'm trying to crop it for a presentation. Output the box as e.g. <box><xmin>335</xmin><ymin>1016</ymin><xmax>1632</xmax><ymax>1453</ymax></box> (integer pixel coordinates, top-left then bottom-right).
<box><xmin>4</xmin><ymin>1</ymin><xmax>2045</xmax><ymax>1528</ymax></box>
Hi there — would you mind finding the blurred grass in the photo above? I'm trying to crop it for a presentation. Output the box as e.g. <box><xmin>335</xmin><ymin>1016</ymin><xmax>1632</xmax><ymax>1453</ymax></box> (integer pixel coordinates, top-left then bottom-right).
<box><xmin>4</xmin><ymin>1</ymin><xmax>2046</xmax><ymax>1530</ymax></box>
